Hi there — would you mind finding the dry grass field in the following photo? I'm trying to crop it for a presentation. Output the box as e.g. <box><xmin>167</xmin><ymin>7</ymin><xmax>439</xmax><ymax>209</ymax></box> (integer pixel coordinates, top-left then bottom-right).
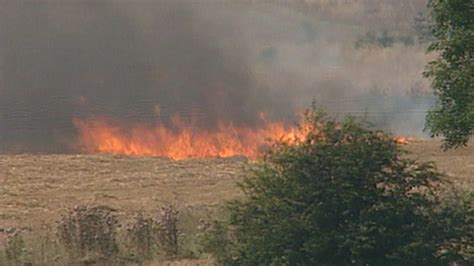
<box><xmin>0</xmin><ymin>139</ymin><xmax>472</xmax><ymax>231</ymax></box>
<box><xmin>0</xmin><ymin>156</ymin><xmax>246</xmax><ymax>230</ymax></box>
<box><xmin>0</xmin><ymin>139</ymin><xmax>472</xmax><ymax>265</ymax></box>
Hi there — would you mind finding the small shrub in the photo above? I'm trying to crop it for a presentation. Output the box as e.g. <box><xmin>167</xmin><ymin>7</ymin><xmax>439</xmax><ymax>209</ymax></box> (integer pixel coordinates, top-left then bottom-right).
<box><xmin>0</xmin><ymin>227</ymin><xmax>67</xmax><ymax>266</ymax></box>
<box><xmin>399</xmin><ymin>35</ymin><xmax>415</xmax><ymax>46</ymax></box>
<box><xmin>200</xmin><ymin>219</ymin><xmax>235</xmax><ymax>261</ymax></box>
<box><xmin>125</xmin><ymin>205</ymin><xmax>180</xmax><ymax>262</ymax></box>
<box><xmin>125</xmin><ymin>212</ymin><xmax>161</xmax><ymax>262</ymax></box>
<box><xmin>175</xmin><ymin>207</ymin><xmax>222</xmax><ymax>260</ymax></box>
<box><xmin>158</xmin><ymin>205</ymin><xmax>179</xmax><ymax>259</ymax></box>
<box><xmin>56</xmin><ymin>204</ymin><xmax>119</xmax><ymax>261</ymax></box>
<box><xmin>4</xmin><ymin>230</ymin><xmax>26</xmax><ymax>266</ymax></box>
<box><xmin>377</xmin><ymin>30</ymin><xmax>395</xmax><ymax>48</ymax></box>
<box><xmin>26</xmin><ymin>225</ymin><xmax>69</xmax><ymax>266</ymax></box>
<box><xmin>354</xmin><ymin>31</ymin><xmax>377</xmax><ymax>49</ymax></box>
<box><xmin>354</xmin><ymin>30</ymin><xmax>399</xmax><ymax>49</ymax></box>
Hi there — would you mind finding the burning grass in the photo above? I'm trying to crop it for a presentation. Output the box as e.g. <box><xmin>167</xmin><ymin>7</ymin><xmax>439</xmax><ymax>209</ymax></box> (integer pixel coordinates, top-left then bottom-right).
<box><xmin>72</xmin><ymin>114</ymin><xmax>305</xmax><ymax>160</ymax></box>
<box><xmin>72</xmin><ymin>113</ymin><xmax>421</xmax><ymax>160</ymax></box>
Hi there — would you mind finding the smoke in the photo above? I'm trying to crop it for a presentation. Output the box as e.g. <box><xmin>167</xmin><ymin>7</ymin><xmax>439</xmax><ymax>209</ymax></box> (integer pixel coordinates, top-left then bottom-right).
<box><xmin>0</xmin><ymin>0</ymin><xmax>432</xmax><ymax>153</ymax></box>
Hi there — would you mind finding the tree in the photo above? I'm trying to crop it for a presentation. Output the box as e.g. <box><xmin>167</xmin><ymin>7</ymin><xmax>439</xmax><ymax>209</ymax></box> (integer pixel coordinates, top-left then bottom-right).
<box><xmin>424</xmin><ymin>0</ymin><xmax>474</xmax><ymax>149</ymax></box>
<box><xmin>206</xmin><ymin>108</ymin><xmax>473</xmax><ymax>265</ymax></box>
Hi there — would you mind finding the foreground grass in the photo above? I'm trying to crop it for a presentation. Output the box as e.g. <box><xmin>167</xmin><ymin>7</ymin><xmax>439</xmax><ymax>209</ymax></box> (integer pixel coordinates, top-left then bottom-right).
<box><xmin>0</xmin><ymin>204</ymin><xmax>222</xmax><ymax>266</ymax></box>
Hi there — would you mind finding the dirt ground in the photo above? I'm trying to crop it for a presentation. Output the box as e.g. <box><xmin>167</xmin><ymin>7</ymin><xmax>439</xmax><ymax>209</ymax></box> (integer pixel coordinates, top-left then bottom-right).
<box><xmin>0</xmin><ymin>140</ymin><xmax>472</xmax><ymax>230</ymax></box>
<box><xmin>405</xmin><ymin>140</ymin><xmax>474</xmax><ymax>191</ymax></box>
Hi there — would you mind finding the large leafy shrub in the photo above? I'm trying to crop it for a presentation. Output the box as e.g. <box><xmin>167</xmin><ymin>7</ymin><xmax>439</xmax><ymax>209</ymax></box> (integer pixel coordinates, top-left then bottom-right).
<box><xmin>208</xmin><ymin>108</ymin><xmax>473</xmax><ymax>265</ymax></box>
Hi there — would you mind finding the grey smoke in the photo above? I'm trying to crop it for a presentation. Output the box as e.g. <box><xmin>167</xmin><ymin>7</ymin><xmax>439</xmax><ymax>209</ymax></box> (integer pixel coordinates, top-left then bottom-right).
<box><xmin>0</xmin><ymin>0</ymin><xmax>433</xmax><ymax>153</ymax></box>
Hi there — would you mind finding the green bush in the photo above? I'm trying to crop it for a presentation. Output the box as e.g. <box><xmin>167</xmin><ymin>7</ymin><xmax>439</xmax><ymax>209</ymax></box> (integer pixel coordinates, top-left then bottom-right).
<box><xmin>209</xmin><ymin>107</ymin><xmax>473</xmax><ymax>265</ymax></box>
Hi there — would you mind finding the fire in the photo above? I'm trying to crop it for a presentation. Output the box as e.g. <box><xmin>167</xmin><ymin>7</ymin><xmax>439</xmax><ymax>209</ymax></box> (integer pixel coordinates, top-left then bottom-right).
<box><xmin>394</xmin><ymin>136</ymin><xmax>416</xmax><ymax>145</ymax></box>
<box><xmin>72</xmin><ymin>113</ymin><xmax>413</xmax><ymax>160</ymax></box>
<box><xmin>73</xmin><ymin>114</ymin><xmax>304</xmax><ymax>160</ymax></box>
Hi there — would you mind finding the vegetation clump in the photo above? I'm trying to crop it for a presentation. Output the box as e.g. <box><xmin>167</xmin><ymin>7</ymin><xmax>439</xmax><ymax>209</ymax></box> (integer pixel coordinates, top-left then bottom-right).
<box><xmin>158</xmin><ymin>205</ymin><xmax>180</xmax><ymax>259</ymax></box>
<box><xmin>3</xmin><ymin>230</ymin><xmax>26</xmax><ymax>266</ymax></box>
<box><xmin>206</xmin><ymin>108</ymin><xmax>474</xmax><ymax>265</ymax></box>
<box><xmin>126</xmin><ymin>212</ymin><xmax>162</xmax><ymax>262</ymax></box>
<box><xmin>56</xmin><ymin>204</ymin><xmax>120</xmax><ymax>262</ymax></box>
<box><xmin>424</xmin><ymin>0</ymin><xmax>474</xmax><ymax>148</ymax></box>
<box><xmin>126</xmin><ymin>205</ymin><xmax>180</xmax><ymax>262</ymax></box>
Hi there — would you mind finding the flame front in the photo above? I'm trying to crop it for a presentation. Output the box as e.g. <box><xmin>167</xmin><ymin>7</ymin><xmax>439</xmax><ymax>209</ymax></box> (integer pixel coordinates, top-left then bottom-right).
<box><xmin>73</xmin><ymin>115</ymin><xmax>303</xmax><ymax>160</ymax></box>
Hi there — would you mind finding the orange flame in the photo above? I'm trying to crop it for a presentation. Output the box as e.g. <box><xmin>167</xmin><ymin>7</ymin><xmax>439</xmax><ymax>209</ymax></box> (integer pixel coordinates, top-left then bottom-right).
<box><xmin>393</xmin><ymin>136</ymin><xmax>417</xmax><ymax>145</ymax></box>
<box><xmin>73</xmin><ymin>113</ymin><xmax>413</xmax><ymax>159</ymax></box>
<box><xmin>73</xmin><ymin>114</ymin><xmax>304</xmax><ymax>160</ymax></box>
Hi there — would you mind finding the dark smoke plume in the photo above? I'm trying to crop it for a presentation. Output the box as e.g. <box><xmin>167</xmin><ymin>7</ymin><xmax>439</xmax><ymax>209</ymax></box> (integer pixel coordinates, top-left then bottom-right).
<box><xmin>0</xmin><ymin>1</ymin><xmax>274</xmax><ymax>152</ymax></box>
<box><xmin>0</xmin><ymin>0</ymin><xmax>433</xmax><ymax>153</ymax></box>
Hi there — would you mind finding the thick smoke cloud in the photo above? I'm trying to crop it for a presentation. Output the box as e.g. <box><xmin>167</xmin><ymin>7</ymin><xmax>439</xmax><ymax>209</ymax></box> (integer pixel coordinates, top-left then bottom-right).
<box><xmin>0</xmin><ymin>0</ymin><xmax>432</xmax><ymax>153</ymax></box>
<box><xmin>0</xmin><ymin>1</ymin><xmax>270</xmax><ymax>152</ymax></box>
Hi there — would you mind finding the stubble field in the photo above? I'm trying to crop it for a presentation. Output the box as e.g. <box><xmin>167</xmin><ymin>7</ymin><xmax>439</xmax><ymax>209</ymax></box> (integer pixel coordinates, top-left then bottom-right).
<box><xmin>0</xmin><ymin>140</ymin><xmax>472</xmax><ymax>231</ymax></box>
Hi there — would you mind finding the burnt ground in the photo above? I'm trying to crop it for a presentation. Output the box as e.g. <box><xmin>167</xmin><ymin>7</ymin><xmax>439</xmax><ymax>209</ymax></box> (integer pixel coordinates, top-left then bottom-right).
<box><xmin>0</xmin><ymin>140</ymin><xmax>472</xmax><ymax>230</ymax></box>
